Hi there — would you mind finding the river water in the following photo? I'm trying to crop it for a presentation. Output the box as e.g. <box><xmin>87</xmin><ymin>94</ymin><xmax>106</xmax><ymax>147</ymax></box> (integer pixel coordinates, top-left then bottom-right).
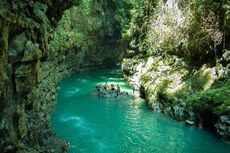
<box><xmin>51</xmin><ymin>69</ymin><xmax>230</xmax><ymax>153</ymax></box>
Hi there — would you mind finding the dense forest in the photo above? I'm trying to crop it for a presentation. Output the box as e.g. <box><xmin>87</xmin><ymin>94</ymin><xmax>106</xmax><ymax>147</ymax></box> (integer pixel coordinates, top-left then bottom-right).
<box><xmin>0</xmin><ymin>0</ymin><xmax>230</xmax><ymax>152</ymax></box>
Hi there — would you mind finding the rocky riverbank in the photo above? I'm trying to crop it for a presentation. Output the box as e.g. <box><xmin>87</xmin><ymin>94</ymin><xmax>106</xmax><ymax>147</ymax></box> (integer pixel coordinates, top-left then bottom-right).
<box><xmin>122</xmin><ymin>54</ymin><xmax>230</xmax><ymax>140</ymax></box>
<box><xmin>1</xmin><ymin>46</ymin><xmax>85</xmax><ymax>152</ymax></box>
<box><xmin>120</xmin><ymin>0</ymin><xmax>230</xmax><ymax>141</ymax></box>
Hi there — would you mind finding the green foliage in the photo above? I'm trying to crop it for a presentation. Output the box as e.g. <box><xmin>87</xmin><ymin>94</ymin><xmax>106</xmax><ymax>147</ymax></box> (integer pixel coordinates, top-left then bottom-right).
<box><xmin>49</xmin><ymin>0</ymin><xmax>230</xmax><ymax>65</ymax></box>
<box><xmin>49</xmin><ymin>9</ymin><xmax>78</xmax><ymax>52</ymax></box>
<box><xmin>48</xmin><ymin>0</ymin><xmax>159</xmax><ymax>55</ymax></box>
<box><xmin>186</xmin><ymin>81</ymin><xmax>230</xmax><ymax>115</ymax></box>
<box><xmin>224</xmin><ymin>0</ymin><xmax>230</xmax><ymax>20</ymax></box>
<box><xmin>49</xmin><ymin>0</ymin><xmax>124</xmax><ymax>52</ymax></box>
<box><xmin>115</xmin><ymin>0</ymin><xmax>157</xmax><ymax>53</ymax></box>
<box><xmin>189</xmin><ymin>69</ymin><xmax>214</xmax><ymax>90</ymax></box>
<box><xmin>140</xmin><ymin>75</ymin><xmax>153</xmax><ymax>85</ymax></box>
<box><xmin>146</xmin><ymin>0</ymin><xmax>224</xmax><ymax>61</ymax></box>
<box><xmin>156</xmin><ymin>79</ymin><xmax>171</xmax><ymax>99</ymax></box>
<box><xmin>223</xmin><ymin>0</ymin><xmax>230</xmax><ymax>36</ymax></box>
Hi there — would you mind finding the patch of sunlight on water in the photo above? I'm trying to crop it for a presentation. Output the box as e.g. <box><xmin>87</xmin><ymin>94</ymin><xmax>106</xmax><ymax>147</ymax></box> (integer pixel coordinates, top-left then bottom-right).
<box><xmin>52</xmin><ymin>68</ymin><xmax>230</xmax><ymax>153</ymax></box>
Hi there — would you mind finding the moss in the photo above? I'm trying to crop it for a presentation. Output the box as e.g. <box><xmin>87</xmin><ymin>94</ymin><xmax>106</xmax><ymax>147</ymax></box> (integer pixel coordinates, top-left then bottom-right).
<box><xmin>22</xmin><ymin>41</ymin><xmax>42</xmax><ymax>61</ymax></box>
<box><xmin>188</xmin><ymin>66</ymin><xmax>216</xmax><ymax>91</ymax></box>
<box><xmin>140</xmin><ymin>75</ymin><xmax>152</xmax><ymax>84</ymax></box>
<box><xmin>156</xmin><ymin>79</ymin><xmax>172</xmax><ymax>103</ymax></box>
<box><xmin>16</xmin><ymin>103</ymin><xmax>28</xmax><ymax>139</ymax></box>
<box><xmin>190</xmin><ymin>72</ymin><xmax>212</xmax><ymax>90</ymax></box>
<box><xmin>186</xmin><ymin>80</ymin><xmax>230</xmax><ymax>115</ymax></box>
<box><xmin>35</xmin><ymin>60</ymin><xmax>41</xmax><ymax>83</ymax></box>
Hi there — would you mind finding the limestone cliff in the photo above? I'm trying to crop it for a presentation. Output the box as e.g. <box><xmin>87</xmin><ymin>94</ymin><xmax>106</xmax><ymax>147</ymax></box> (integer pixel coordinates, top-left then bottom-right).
<box><xmin>122</xmin><ymin>54</ymin><xmax>230</xmax><ymax>139</ymax></box>
<box><xmin>0</xmin><ymin>1</ymin><xmax>82</xmax><ymax>152</ymax></box>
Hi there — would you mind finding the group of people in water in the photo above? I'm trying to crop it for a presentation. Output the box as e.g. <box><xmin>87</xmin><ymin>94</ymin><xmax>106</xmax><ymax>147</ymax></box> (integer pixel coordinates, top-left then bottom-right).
<box><xmin>95</xmin><ymin>82</ymin><xmax>129</xmax><ymax>98</ymax></box>
<box><xmin>104</xmin><ymin>82</ymin><xmax>120</xmax><ymax>92</ymax></box>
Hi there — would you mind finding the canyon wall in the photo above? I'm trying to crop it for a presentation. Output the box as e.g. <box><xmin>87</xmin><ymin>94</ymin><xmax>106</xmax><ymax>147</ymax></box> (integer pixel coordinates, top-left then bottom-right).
<box><xmin>122</xmin><ymin>0</ymin><xmax>230</xmax><ymax>140</ymax></box>
<box><xmin>0</xmin><ymin>1</ymin><xmax>125</xmax><ymax>152</ymax></box>
<box><xmin>0</xmin><ymin>1</ymin><xmax>84</xmax><ymax>152</ymax></box>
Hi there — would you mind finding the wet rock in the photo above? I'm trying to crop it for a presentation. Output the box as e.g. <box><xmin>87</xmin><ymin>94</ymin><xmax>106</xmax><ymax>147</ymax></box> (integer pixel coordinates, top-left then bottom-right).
<box><xmin>187</xmin><ymin>111</ymin><xmax>196</xmax><ymax>123</ymax></box>
<box><xmin>152</xmin><ymin>103</ymin><xmax>162</xmax><ymax>113</ymax></box>
<box><xmin>185</xmin><ymin>120</ymin><xmax>195</xmax><ymax>125</ymax></box>
<box><xmin>164</xmin><ymin>106</ymin><xmax>174</xmax><ymax>117</ymax></box>
<box><xmin>216</xmin><ymin>115</ymin><xmax>230</xmax><ymax>139</ymax></box>
<box><xmin>172</xmin><ymin>105</ymin><xmax>185</xmax><ymax>120</ymax></box>
<box><xmin>172</xmin><ymin>101</ymin><xmax>186</xmax><ymax>120</ymax></box>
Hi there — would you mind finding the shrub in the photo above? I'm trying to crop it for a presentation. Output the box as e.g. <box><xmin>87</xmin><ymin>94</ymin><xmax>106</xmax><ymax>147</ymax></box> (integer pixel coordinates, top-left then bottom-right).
<box><xmin>186</xmin><ymin>81</ymin><xmax>230</xmax><ymax>115</ymax></box>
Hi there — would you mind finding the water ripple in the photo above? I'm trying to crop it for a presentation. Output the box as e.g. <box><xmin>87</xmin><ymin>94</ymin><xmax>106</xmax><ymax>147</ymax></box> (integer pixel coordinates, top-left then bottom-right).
<box><xmin>52</xmin><ymin>69</ymin><xmax>230</xmax><ymax>153</ymax></box>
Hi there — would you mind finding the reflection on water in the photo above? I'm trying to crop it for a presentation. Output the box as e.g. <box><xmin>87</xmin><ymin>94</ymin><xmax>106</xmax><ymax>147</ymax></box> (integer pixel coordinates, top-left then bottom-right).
<box><xmin>52</xmin><ymin>68</ymin><xmax>230</xmax><ymax>153</ymax></box>
<box><xmin>64</xmin><ymin>88</ymin><xmax>80</xmax><ymax>97</ymax></box>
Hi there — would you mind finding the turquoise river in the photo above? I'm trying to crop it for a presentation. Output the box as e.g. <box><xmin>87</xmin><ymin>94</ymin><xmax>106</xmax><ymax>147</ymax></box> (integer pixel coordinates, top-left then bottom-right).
<box><xmin>51</xmin><ymin>69</ymin><xmax>230</xmax><ymax>153</ymax></box>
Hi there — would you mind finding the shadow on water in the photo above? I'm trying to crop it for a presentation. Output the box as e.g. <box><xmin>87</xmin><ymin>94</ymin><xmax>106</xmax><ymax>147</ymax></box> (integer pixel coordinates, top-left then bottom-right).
<box><xmin>52</xmin><ymin>68</ymin><xmax>230</xmax><ymax>153</ymax></box>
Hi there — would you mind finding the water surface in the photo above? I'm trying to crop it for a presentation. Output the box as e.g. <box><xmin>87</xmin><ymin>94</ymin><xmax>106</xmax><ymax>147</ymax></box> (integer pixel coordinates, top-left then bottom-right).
<box><xmin>52</xmin><ymin>69</ymin><xmax>230</xmax><ymax>153</ymax></box>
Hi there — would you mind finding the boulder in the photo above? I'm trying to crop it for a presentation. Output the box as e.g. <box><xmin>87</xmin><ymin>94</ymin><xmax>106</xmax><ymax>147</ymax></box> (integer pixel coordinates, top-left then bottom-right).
<box><xmin>172</xmin><ymin>105</ymin><xmax>185</xmax><ymax>120</ymax></box>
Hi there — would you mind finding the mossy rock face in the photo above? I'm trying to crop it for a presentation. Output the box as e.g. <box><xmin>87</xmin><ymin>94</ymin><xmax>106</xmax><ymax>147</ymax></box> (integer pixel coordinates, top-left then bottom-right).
<box><xmin>15</xmin><ymin>74</ymin><xmax>37</xmax><ymax>95</ymax></box>
<box><xmin>22</xmin><ymin>41</ymin><xmax>42</xmax><ymax>62</ymax></box>
<box><xmin>14</xmin><ymin>103</ymin><xmax>28</xmax><ymax>139</ymax></box>
<box><xmin>122</xmin><ymin>58</ymin><xmax>142</xmax><ymax>75</ymax></box>
<box><xmin>0</xmin><ymin>0</ymin><xmax>80</xmax><ymax>152</ymax></box>
<box><xmin>8</xmin><ymin>32</ymin><xmax>27</xmax><ymax>63</ymax></box>
<box><xmin>0</xmin><ymin>63</ymin><xmax>6</xmax><ymax>97</ymax></box>
<box><xmin>188</xmin><ymin>65</ymin><xmax>218</xmax><ymax>91</ymax></box>
<box><xmin>122</xmin><ymin>51</ymin><xmax>230</xmax><ymax>137</ymax></box>
<box><xmin>136</xmin><ymin>55</ymin><xmax>189</xmax><ymax>105</ymax></box>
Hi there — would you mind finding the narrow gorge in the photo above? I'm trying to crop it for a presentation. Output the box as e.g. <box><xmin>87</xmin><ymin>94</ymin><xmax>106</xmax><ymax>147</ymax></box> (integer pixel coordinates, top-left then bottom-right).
<box><xmin>0</xmin><ymin>0</ymin><xmax>230</xmax><ymax>153</ymax></box>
